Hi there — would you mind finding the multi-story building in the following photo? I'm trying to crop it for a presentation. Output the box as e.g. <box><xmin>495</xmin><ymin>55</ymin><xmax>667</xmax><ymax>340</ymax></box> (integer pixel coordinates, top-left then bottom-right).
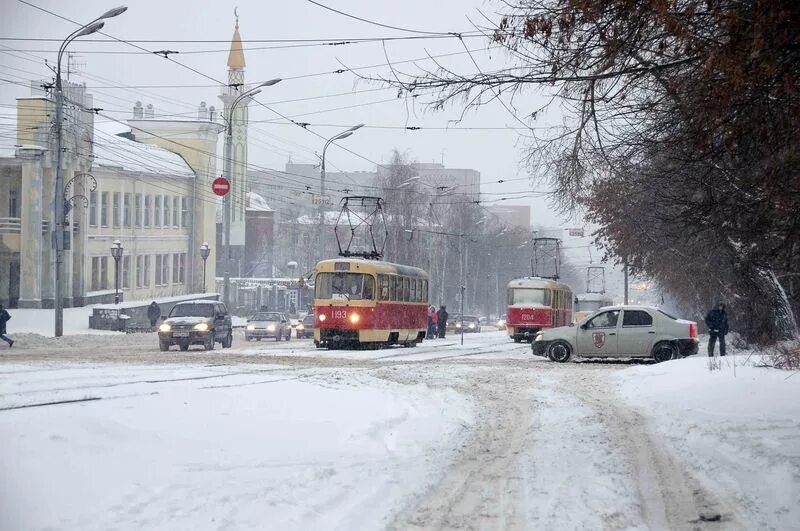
<box><xmin>0</xmin><ymin>82</ymin><xmax>221</xmax><ymax>308</ymax></box>
<box><xmin>485</xmin><ymin>204</ymin><xmax>532</xmax><ymax>229</ymax></box>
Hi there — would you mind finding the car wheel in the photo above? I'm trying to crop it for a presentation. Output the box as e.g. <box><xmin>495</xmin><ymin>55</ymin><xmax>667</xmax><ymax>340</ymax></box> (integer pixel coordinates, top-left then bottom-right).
<box><xmin>159</xmin><ymin>341</ymin><xmax>169</xmax><ymax>352</ymax></box>
<box><xmin>514</xmin><ymin>337</ymin><xmax>522</xmax><ymax>343</ymax></box>
<box><xmin>547</xmin><ymin>340</ymin><xmax>572</xmax><ymax>363</ymax></box>
<box><xmin>284</xmin><ymin>332</ymin><xmax>291</xmax><ymax>341</ymax></box>
<box><xmin>652</xmin><ymin>341</ymin><xmax>677</xmax><ymax>363</ymax></box>
<box><xmin>275</xmin><ymin>333</ymin><xmax>281</xmax><ymax>342</ymax></box>
<box><xmin>204</xmin><ymin>337</ymin><xmax>215</xmax><ymax>351</ymax></box>
<box><xmin>224</xmin><ymin>331</ymin><xmax>232</xmax><ymax>348</ymax></box>
<box><xmin>179</xmin><ymin>342</ymin><xmax>189</xmax><ymax>351</ymax></box>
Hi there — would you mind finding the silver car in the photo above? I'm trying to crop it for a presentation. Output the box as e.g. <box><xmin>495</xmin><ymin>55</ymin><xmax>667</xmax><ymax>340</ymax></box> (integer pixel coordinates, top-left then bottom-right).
<box><xmin>532</xmin><ymin>305</ymin><xmax>699</xmax><ymax>362</ymax></box>
<box><xmin>245</xmin><ymin>312</ymin><xmax>293</xmax><ymax>342</ymax></box>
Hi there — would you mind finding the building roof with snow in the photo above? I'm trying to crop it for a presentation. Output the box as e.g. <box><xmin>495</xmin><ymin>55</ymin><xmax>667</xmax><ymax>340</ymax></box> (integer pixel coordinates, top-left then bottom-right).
<box><xmin>91</xmin><ymin>135</ymin><xmax>195</xmax><ymax>179</ymax></box>
<box><xmin>246</xmin><ymin>192</ymin><xmax>273</xmax><ymax>212</ymax></box>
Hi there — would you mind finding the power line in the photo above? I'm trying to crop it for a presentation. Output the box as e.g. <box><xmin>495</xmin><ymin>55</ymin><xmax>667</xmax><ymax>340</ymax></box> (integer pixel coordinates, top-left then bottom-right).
<box><xmin>304</xmin><ymin>0</ymin><xmax>460</xmax><ymax>36</ymax></box>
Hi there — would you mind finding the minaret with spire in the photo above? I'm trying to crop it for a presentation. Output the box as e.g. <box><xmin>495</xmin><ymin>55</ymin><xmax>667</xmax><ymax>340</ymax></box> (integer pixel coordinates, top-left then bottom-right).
<box><xmin>220</xmin><ymin>10</ymin><xmax>249</xmax><ymax>254</ymax></box>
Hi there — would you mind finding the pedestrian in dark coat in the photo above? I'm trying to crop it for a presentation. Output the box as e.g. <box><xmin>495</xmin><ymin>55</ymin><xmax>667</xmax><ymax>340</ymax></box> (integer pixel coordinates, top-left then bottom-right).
<box><xmin>148</xmin><ymin>301</ymin><xmax>161</xmax><ymax>328</ymax></box>
<box><xmin>0</xmin><ymin>304</ymin><xmax>13</xmax><ymax>347</ymax></box>
<box><xmin>437</xmin><ymin>305</ymin><xmax>448</xmax><ymax>339</ymax></box>
<box><xmin>705</xmin><ymin>302</ymin><xmax>729</xmax><ymax>357</ymax></box>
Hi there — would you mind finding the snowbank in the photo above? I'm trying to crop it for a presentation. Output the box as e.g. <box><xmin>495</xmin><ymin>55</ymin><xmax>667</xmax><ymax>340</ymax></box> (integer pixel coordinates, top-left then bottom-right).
<box><xmin>615</xmin><ymin>355</ymin><xmax>800</xmax><ymax>529</ymax></box>
<box><xmin>6</xmin><ymin>306</ymin><xmax>119</xmax><ymax>337</ymax></box>
<box><xmin>0</xmin><ymin>364</ymin><xmax>473</xmax><ymax>530</ymax></box>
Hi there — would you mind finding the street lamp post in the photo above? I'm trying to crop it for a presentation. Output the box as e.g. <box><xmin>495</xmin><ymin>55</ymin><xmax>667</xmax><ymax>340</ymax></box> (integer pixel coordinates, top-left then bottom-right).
<box><xmin>317</xmin><ymin>124</ymin><xmax>363</xmax><ymax>261</ymax></box>
<box><xmin>53</xmin><ymin>6</ymin><xmax>127</xmax><ymax>337</ymax></box>
<box><xmin>222</xmin><ymin>78</ymin><xmax>281</xmax><ymax>309</ymax></box>
<box><xmin>110</xmin><ymin>239</ymin><xmax>123</xmax><ymax>304</ymax></box>
<box><xmin>200</xmin><ymin>242</ymin><xmax>210</xmax><ymax>293</ymax></box>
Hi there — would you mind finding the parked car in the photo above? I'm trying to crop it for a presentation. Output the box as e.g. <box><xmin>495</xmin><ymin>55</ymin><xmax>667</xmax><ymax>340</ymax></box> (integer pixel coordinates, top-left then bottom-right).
<box><xmin>532</xmin><ymin>305</ymin><xmax>698</xmax><ymax>362</ymax></box>
<box><xmin>245</xmin><ymin>311</ymin><xmax>293</xmax><ymax>341</ymax></box>
<box><xmin>295</xmin><ymin>313</ymin><xmax>315</xmax><ymax>339</ymax></box>
<box><xmin>448</xmin><ymin>315</ymin><xmax>482</xmax><ymax>334</ymax></box>
<box><xmin>158</xmin><ymin>300</ymin><xmax>233</xmax><ymax>351</ymax></box>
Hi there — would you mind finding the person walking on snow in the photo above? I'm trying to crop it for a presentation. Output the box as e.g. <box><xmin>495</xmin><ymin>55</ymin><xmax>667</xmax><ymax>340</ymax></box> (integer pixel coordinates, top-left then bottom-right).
<box><xmin>705</xmin><ymin>302</ymin><xmax>729</xmax><ymax>357</ymax></box>
<box><xmin>437</xmin><ymin>305</ymin><xmax>449</xmax><ymax>339</ymax></box>
<box><xmin>0</xmin><ymin>304</ymin><xmax>14</xmax><ymax>347</ymax></box>
<box><xmin>148</xmin><ymin>301</ymin><xmax>161</xmax><ymax>328</ymax></box>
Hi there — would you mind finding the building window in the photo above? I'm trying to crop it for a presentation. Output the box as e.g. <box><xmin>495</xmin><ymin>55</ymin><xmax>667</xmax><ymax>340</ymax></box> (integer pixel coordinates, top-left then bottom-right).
<box><xmin>135</xmin><ymin>194</ymin><xmax>143</xmax><ymax>228</ymax></box>
<box><xmin>91</xmin><ymin>256</ymin><xmax>100</xmax><ymax>290</ymax></box>
<box><xmin>179</xmin><ymin>253</ymin><xmax>186</xmax><ymax>283</ymax></box>
<box><xmin>8</xmin><ymin>190</ymin><xmax>18</xmax><ymax>217</ymax></box>
<box><xmin>181</xmin><ymin>197</ymin><xmax>188</xmax><ymax>228</ymax></box>
<box><xmin>172</xmin><ymin>254</ymin><xmax>180</xmax><ymax>283</ymax></box>
<box><xmin>154</xmin><ymin>195</ymin><xmax>162</xmax><ymax>228</ymax></box>
<box><xmin>144</xmin><ymin>195</ymin><xmax>152</xmax><ymax>227</ymax></box>
<box><xmin>144</xmin><ymin>255</ymin><xmax>150</xmax><ymax>287</ymax></box>
<box><xmin>136</xmin><ymin>255</ymin><xmax>144</xmax><ymax>288</ymax></box>
<box><xmin>162</xmin><ymin>254</ymin><xmax>169</xmax><ymax>285</ymax></box>
<box><xmin>100</xmin><ymin>256</ymin><xmax>108</xmax><ymax>290</ymax></box>
<box><xmin>164</xmin><ymin>196</ymin><xmax>171</xmax><ymax>228</ymax></box>
<box><xmin>155</xmin><ymin>255</ymin><xmax>162</xmax><ymax>285</ymax></box>
<box><xmin>100</xmin><ymin>192</ymin><xmax>109</xmax><ymax>227</ymax></box>
<box><xmin>89</xmin><ymin>191</ymin><xmax>98</xmax><ymax>227</ymax></box>
<box><xmin>112</xmin><ymin>192</ymin><xmax>120</xmax><ymax>228</ymax></box>
<box><xmin>123</xmin><ymin>193</ymin><xmax>131</xmax><ymax>228</ymax></box>
<box><xmin>122</xmin><ymin>255</ymin><xmax>130</xmax><ymax>289</ymax></box>
<box><xmin>173</xmin><ymin>196</ymin><xmax>180</xmax><ymax>228</ymax></box>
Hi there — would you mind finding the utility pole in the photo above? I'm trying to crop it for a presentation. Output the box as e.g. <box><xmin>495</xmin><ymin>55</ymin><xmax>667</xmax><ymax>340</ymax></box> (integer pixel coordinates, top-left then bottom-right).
<box><xmin>460</xmin><ymin>234</ymin><xmax>465</xmax><ymax>346</ymax></box>
<box><xmin>53</xmin><ymin>6</ymin><xmax>127</xmax><ymax>337</ymax></box>
<box><xmin>317</xmin><ymin>124</ymin><xmax>363</xmax><ymax>263</ymax></box>
<box><xmin>623</xmin><ymin>257</ymin><xmax>629</xmax><ymax>305</ymax></box>
<box><xmin>222</xmin><ymin>79</ymin><xmax>281</xmax><ymax>308</ymax></box>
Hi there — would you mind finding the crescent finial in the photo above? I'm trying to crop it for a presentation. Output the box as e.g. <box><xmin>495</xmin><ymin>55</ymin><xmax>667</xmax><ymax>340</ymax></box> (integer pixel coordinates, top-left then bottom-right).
<box><xmin>234</xmin><ymin>7</ymin><xmax>239</xmax><ymax>28</ymax></box>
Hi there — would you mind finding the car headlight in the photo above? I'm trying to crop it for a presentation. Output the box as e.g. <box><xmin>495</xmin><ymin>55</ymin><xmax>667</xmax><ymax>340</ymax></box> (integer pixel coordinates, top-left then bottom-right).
<box><xmin>267</xmin><ymin>324</ymin><xmax>276</xmax><ymax>332</ymax></box>
<box><xmin>246</xmin><ymin>324</ymin><xmax>255</xmax><ymax>331</ymax></box>
<box><xmin>194</xmin><ymin>323</ymin><xmax>209</xmax><ymax>332</ymax></box>
<box><xmin>349</xmin><ymin>313</ymin><xmax>360</xmax><ymax>324</ymax></box>
<box><xmin>318</xmin><ymin>314</ymin><xmax>326</xmax><ymax>322</ymax></box>
<box><xmin>455</xmin><ymin>323</ymin><xmax>462</xmax><ymax>328</ymax></box>
<box><xmin>158</xmin><ymin>323</ymin><xmax>171</xmax><ymax>332</ymax></box>
<box><xmin>297</xmin><ymin>324</ymin><xmax>305</xmax><ymax>331</ymax></box>
<box><xmin>534</xmin><ymin>333</ymin><xmax>544</xmax><ymax>341</ymax></box>
<box><xmin>468</xmin><ymin>323</ymin><xmax>475</xmax><ymax>329</ymax></box>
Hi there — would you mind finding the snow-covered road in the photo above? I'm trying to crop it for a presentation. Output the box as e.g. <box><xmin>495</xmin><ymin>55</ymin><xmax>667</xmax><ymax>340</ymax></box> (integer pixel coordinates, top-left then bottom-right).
<box><xmin>1</xmin><ymin>331</ymin><xmax>798</xmax><ymax>530</ymax></box>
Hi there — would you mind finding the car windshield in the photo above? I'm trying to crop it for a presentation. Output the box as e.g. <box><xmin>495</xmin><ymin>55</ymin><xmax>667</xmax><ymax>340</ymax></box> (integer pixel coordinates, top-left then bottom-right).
<box><xmin>658</xmin><ymin>309</ymin><xmax>678</xmax><ymax>320</ymax></box>
<box><xmin>251</xmin><ymin>313</ymin><xmax>282</xmax><ymax>321</ymax></box>
<box><xmin>302</xmin><ymin>315</ymin><xmax>315</xmax><ymax>325</ymax></box>
<box><xmin>315</xmin><ymin>272</ymin><xmax>375</xmax><ymax>300</ymax></box>
<box><xmin>169</xmin><ymin>304</ymin><xmax>215</xmax><ymax>318</ymax></box>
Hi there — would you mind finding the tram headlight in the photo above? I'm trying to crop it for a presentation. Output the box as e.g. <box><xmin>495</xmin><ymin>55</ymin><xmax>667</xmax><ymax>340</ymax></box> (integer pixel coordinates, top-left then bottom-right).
<box><xmin>349</xmin><ymin>313</ymin><xmax>360</xmax><ymax>325</ymax></box>
<box><xmin>318</xmin><ymin>314</ymin><xmax>326</xmax><ymax>322</ymax></box>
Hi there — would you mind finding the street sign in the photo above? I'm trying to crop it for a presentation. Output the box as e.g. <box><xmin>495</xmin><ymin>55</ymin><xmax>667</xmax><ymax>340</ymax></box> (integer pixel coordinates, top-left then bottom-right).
<box><xmin>212</xmin><ymin>177</ymin><xmax>231</xmax><ymax>197</ymax></box>
<box><xmin>568</xmin><ymin>228</ymin><xmax>585</xmax><ymax>237</ymax></box>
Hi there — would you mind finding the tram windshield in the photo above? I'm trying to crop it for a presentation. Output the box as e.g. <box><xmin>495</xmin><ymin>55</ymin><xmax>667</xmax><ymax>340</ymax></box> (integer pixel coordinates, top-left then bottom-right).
<box><xmin>316</xmin><ymin>272</ymin><xmax>375</xmax><ymax>301</ymax></box>
<box><xmin>509</xmin><ymin>288</ymin><xmax>550</xmax><ymax>306</ymax></box>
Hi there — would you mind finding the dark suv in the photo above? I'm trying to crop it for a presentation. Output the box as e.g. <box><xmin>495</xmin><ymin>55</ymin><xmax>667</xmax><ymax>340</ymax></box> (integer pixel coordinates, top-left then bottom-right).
<box><xmin>158</xmin><ymin>300</ymin><xmax>233</xmax><ymax>351</ymax></box>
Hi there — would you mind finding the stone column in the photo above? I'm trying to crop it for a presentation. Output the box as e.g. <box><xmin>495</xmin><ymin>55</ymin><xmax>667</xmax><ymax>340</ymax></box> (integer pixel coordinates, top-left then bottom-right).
<box><xmin>17</xmin><ymin>146</ymin><xmax>46</xmax><ymax>308</ymax></box>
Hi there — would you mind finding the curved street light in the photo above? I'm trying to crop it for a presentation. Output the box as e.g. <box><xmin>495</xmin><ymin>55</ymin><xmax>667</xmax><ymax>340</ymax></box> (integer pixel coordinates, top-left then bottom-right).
<box><xmin>222</xmin><ymin>79</ymin><xmax>282</xmax><ymax>308</ymax></box>
<box><xmin>317</xmin><ymin>124</ymin><xmax>364</xmax><ymax>261</ymax></box>
<box><xmin>53</xmin><ymin>6</ymin><xmax>127</xmax><ymax>337</ymax></box>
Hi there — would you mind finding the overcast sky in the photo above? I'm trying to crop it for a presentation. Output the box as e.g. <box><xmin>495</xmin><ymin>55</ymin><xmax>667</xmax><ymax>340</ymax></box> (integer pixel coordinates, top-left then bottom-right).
<box><xmin>0</xmin><ymin>0</ymin><xmax>609</xmax><ymax>275</ymax></box>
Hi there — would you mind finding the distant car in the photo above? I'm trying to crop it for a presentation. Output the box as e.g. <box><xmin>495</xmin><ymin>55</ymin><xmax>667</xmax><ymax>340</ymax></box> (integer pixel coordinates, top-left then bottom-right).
<box><xmin>158</xmin><ymin>300</ymin><xmax>233</xmax><ymax>351</ymax></box>
<box><xmin>448</xmin><ymin>315</ymin><xmax>482</xmax><ymax>334</ymax></box>
<box><xmin>532</xmin><ymin>305</ymin><xmax>698</xmax><ymax>362</ymax></box>
<box><xmin>495</xmin><ymin>318</ymin><xmax>507</xmax><ymax>330</ymax></box>
<box><xmin>245</xmin><ymin>312</ymin><xmax>292</xmax><ymax>342</ymax></box>
<box><xmin>295</xmin><ymin>313</ymin><xmax>315</xmax><ymax>339</ymax></box>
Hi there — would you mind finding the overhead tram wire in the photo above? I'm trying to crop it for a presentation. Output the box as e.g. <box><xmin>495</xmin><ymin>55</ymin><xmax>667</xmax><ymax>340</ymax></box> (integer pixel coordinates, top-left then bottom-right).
<box><xmin>14</xmin><ymin>1</ymin><xmax>529</xmax><ymax>200</ymax></box>
<box><xmin>0</xmin><ymin>33</ymin><xmax>488</xmax><ymax>44</ymax></box>
<box><xmin>304</xmin><ymin>0</ymin><xmax>460</xmax><ymax>36</ymax></box>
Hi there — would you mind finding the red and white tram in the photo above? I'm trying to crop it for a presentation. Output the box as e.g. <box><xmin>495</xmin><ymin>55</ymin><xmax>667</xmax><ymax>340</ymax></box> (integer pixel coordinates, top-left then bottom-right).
<box><xmin>506</xmin><ymin>277</ymin><xmax>573</xmax><ymax>342</ymax></box>
<box><xmin>313</xmin><ymin>258</ymin><xmax>429</xmax><ymax>349</ymax></box>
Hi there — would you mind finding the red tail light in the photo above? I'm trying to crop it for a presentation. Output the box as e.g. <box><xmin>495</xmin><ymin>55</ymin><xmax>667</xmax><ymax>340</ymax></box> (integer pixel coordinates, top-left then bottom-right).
<box><xmin>689</xmin><ymin>323</ymin><xmax>697</xmax><ymax>338</ymax></box>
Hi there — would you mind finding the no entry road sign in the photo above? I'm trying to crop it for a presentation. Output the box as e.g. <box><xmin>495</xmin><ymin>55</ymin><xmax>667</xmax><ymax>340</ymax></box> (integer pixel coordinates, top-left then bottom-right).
<box><xmin>212</xmin><ymin>177</ymin><xmax>230</xmax><ymax>197</ymax></box>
